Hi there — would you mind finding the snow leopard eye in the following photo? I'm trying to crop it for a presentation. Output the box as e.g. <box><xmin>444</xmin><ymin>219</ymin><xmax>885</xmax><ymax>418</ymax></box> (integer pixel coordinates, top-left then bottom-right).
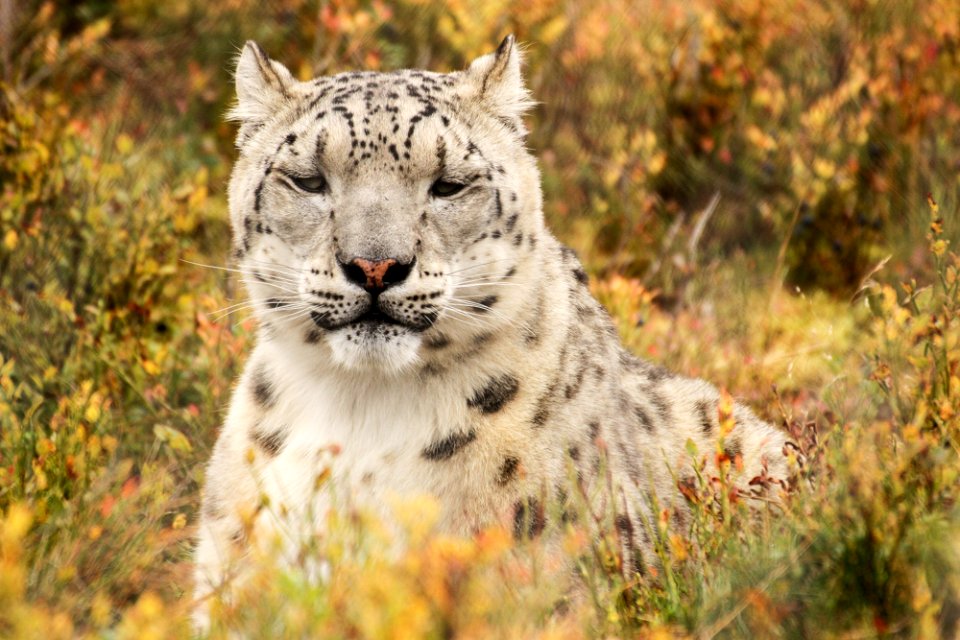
<box><xmin>291</xmin><ymin>174</ymin><xmax>328</xmax><ymax>194</ymax></box>
<box><xmin>430</xmin><ymin>179</ymin><xmax>466</xmax><ymax>198</ymax></box>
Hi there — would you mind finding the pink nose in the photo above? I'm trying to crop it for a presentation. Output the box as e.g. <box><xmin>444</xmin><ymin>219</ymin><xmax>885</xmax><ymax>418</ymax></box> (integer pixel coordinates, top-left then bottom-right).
<box><xmin>351</xmin><ymin>257</ymin><xmax>397</xmax><ymax>290</ymax></box>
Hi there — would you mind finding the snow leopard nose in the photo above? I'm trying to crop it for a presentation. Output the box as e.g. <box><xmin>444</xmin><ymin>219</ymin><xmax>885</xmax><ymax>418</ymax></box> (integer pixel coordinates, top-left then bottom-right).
<box><xmin>340</xmin><ymin>257</ymin><xmax>413</xmax><ymax>293</ymax></box>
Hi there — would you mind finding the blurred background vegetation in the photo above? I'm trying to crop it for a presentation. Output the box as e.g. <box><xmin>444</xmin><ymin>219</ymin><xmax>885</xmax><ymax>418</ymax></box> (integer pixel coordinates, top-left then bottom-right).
<box><xmin>1</xmin><ymin>0</ymin><xmax>959</xmax><ymax>637</ymax></box>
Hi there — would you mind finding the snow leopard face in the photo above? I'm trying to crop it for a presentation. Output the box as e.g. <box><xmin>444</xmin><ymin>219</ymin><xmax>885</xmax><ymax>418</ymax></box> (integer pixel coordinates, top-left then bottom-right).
<box><xmin>228</xmin><ymin>37</ymin><xmax>544</xmax><ymax>373</ymax></box>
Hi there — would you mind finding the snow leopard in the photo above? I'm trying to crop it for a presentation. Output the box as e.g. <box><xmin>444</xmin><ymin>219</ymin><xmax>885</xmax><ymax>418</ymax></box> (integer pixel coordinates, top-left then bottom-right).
<box><xmin>193</xmin><ymin>35</ymin><xmax>793</xmax><ymax>623</ymax></box>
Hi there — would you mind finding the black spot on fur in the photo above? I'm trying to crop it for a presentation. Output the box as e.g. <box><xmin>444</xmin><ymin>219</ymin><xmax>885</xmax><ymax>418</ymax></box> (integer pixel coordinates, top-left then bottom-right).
<box><xmin>573</xmin><ymin>267</ymin><xmax>589</xmax><ymax>285</ymax></box>
<box><xmin>696</xmin><ymin>400</ymin><xmax>714</xmax><ymax>435</ymax></box>
<box><xmin>421</xmin><ymin>361</ymin><xmax>446</xmax><ymax>377</ymax></box>
<box><xmin>564</xmin><ymin>363</ymin><xmax>589</xmax><ymax>400</ymax></box>
<box><xmin>252</xmin><ymin>425</ymin><xmax>286</xmax><ymax>457</ymax></box>
<box><xmin>497</xmin><ymin>456</ymin><xmax>520</xmax><ymax>485</ymax></box>
<box><xmin>531</xmin><ymin>379</ymin><xmax>558</xmax><ymax>427</ymax></box>
<box><xmin>422</xmin><ymin>428</ymin><xmax>477</xmax><ymax>461</ymax></box>
<box><xmin>634</xmin><ymin>404</ymin><xmax>655</xmax><ymax>433</ymax></box>
<box><xmin>531</xmin><ymin>403</ymin><xmax>550</xmax><ymax>428</ymax></box>
<box><xmin>649</xmin><ymin>389</ymin><xmax>672</xmax><ymax>423</ymax></box>
<box><xmin>724</xmin><ymin>436</ymin><xmax>743</xmax><ymax>460</ymax></box>
<box><xmin>285</xmin><ymin>133</ymin><xmax>297</xmax><ymax>145</ymax></box>
<box><xmin>588</xmin><ymin>421</ymin><xmax>601</xmax><ymax>440</ymax></box>
<box><xmin>473</xmin><ymin>295</ymin><xmax>498</xmax><ymax>312</ymax></box>
<box><xmin>645</xmin><ymin>364</ymin><xmax>672</xmax><ymax>382</ymax></box>
<box><xmin>468</xmin><ymin>374</ymin><xmax>519</xmax><ymax>414</ymax></box>
<box><xmin>513</xmin><ymin>497</ymin><xmax>546</xmax><ymax>540</ymax></box>
<box><xmin>423</xmin><ymin>334</ymin><xmax>450</xmax><ymax>349</ymax></box>
<box><xmin>253</xmin><ymin>180</ymin><xmax>265</xmax><ymax>213</ymax></box>
<box><xmin>251</xmin><ymin>366</ymin><xmax>275</xmax><ymax>408</ymax></box>
<box><xmin>304</xmin><ymin>328</ymin><xmax>323</xmax><ymax>344</ymax></box>
<box><xmin>558</xmin><ymin>488</ymin><xmax>578</xmax><ymax>523</ymax></box>
<box><xmin>615</xmin><ymin>513</ymin><xmax>645</xmax><ymax>575</ymax></box>
<box><xmin>472</xmin><ymin>331</ymin><xmax>494</xmax><ymax>346</ymax></box>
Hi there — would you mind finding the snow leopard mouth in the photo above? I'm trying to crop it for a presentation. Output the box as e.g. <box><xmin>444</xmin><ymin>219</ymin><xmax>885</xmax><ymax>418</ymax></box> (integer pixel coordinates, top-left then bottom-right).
<box><xmin>310</xmin><ymin>306</ymin><xmax>408</xmax><ymax>331</ymax></box>
<box><xmin>351</xmin><ymin>309</ymin><xmax>403</xmax><ymax>327</ymax></box>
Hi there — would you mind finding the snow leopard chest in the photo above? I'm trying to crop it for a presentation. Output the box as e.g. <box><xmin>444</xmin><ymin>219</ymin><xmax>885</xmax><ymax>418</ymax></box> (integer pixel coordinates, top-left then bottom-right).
<box><xmin>243</xmin><ymin>347</ymin><xmax>536</xmax><ymax>533</ymax></box>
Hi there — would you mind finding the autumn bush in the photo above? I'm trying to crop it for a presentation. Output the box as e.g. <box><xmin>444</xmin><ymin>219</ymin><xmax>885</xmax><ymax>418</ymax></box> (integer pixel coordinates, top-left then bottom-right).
<box><xmin>1</xmin><ymin>0</ymin><xmax>959</xmax><ymax>637</ymax></box>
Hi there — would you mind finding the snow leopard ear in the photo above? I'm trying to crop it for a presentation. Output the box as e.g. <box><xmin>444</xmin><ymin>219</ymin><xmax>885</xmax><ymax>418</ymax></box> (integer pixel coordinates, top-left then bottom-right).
<box><xmin>462</xmin><ymin>35</ymin><xmax>534</xmax><ymax>135</ymax></box>
<box><xmin>229</xmin><ymin>41</ymin><xmax>295</xmax><ymax>126</ymax></box>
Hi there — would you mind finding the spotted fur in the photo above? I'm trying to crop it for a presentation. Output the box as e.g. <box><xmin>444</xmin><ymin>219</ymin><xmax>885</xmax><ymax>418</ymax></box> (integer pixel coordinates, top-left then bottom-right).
<box><xmin>194</xmin><ymin>37</ymin><xmax>792</xmax><ymax>628</ymax></box>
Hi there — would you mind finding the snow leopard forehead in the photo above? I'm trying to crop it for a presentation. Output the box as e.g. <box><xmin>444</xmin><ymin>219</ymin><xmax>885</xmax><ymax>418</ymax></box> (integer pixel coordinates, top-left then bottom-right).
<box><xmin>231</xmin><ymin>37</ymin><xmax>533</xmax><ymax>170</ymax></box>
<box><xmin>248</xmin><ymin>68</ymin><xmax>491</xmax><ymax>182</ymax></box>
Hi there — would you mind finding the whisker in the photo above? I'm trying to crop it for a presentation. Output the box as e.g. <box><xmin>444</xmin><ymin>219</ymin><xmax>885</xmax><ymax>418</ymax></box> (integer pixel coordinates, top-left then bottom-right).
<box><xmin>442</xmin><ymin>305</ymin><xmax>502</xmax><ymax>329</ymax></box>
<box><xmin>181</xmin><ymin>258</ymin><xmax>303</xmax><ymax>284</ymax></box>
<box><xmin>436</xmin><ymin>306</ymin><xmax>494</xmax><ymax>331</ymax></box>
<box><xmin>242</xmin><ymin>273</ymin><xmax>302</xmax><ymax>285</ymax></box>
<box><xmin>243</xmin><ymin>256</ymin><xmax>302</xmax><ymax>269</ymax></box>
<box><xmin>238</xmin><ymin>279</ymin><xmax>302</xmax><ymax>294</ymax></box>
<box><xmin>212</xmin><ymin>298</ymin><xmax>314</xmax><ymax>322</ymax></box>
<box><xmin>180</xmin><ymin>258</ymin><xmax>250</xmax><ymax>276</ymax></box>
<box><xmin>451</xmin><ymin>281</ymin><xmax>526</xmax><ymax>289</ymax></box>
<box><xmin>211</xmin><ymin>294</ymin><xmax>301</xmax><ymax>314</ymax></box>
<box><xmin>445</xmin><ymin>258</ymin><xmax>515</xmax><ymax>276</ymax></box>
<box><xmin>447</xmin><ymin>300</ymin><xmax>512</xmax><ymax>324</ymax></box>
<box><xmin>212</xmin><ymin>300</ymin><xmax>275</xmax><ymax>316</ymax></box>
<box><xmin>241</xmin><ymin>257</ymin><xmax>304</xmax><ymax>274</ymax></box>
<box><xmin>239</xmin><ymin>270</ymin><xmax>303</xmax><ymax>284</ymax></box>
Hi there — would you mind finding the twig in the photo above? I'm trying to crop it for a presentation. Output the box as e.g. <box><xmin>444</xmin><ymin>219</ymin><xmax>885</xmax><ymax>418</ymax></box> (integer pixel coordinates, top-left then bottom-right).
<box><xmin>644</xmin><ymin>210</ymin><xmax>686</xmax><ymax>283</ymax></box>
<box><xmin>686</xmin><ymin>191</ymin><xmax>721</xmax><ymax>264</ymax></box>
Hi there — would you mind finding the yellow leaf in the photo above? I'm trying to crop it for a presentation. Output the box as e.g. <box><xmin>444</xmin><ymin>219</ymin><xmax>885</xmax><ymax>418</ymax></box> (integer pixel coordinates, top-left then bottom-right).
<box><xmin>84</xmin><ymin>403</ymin><xmax>101</xmax><ymax>423</ymax></box>
<box><xmin>648</xmin><ymin>151</ymin><xmax>667</xmax><ymax>175</ymax></box>
<box><xmin>669</xmin><ymin>533</ymin><xmax>688</xmax><ymax>561</ymax></box>
<box><xmin>80</xmin><ymin>18</ymin><xmax>111</xmax><ymax>46</ymax></box>
<box><xmin>91</xmin><ymin>593</ymin><xmax>112</xmax><ymax>627</ymax></box>
<box><xmin>1</xmin><ymin>504</ymin><xmax>33</xmax><ymax>548</ymax></box>
<box><xmin>3</xmin><ymin>230</ymin><xmax>17</xmax><ymax>251</ymax></box>
<box><xmin>718</xmin><ymin>388</ymin><xmax>735</xmax><ymax>437</ymax></box>
<box><xmin>153</xmin><ymin>424</ymin><xmax>193</xmax><ymax>452</ymax></box>
<box><xmin>813</xmin><ymin>157</ymin><xmax>836</xmax><ymax>180</ymax></box>
<box><xmin>187</xmin><ymin>184</ymin><xmax>207</xmax><ymax>212</ymax></box>
<box><xmin>115</xmin><ymin>133</ymin><xmax>134</xmax><ymax>155</ymax></box>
